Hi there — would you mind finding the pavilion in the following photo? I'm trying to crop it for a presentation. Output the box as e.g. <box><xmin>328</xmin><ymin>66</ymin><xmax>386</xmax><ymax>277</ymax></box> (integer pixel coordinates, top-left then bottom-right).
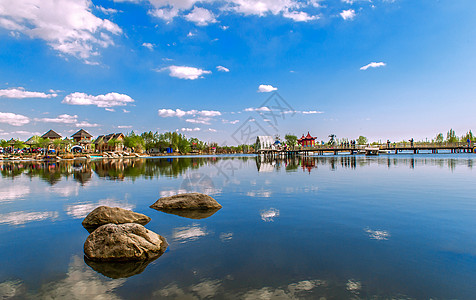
<box><xmin>298</xmin><ymin>132</ymin><xmax>317</xmax><ymax>147</ymax></box>
<box><xmin>71</xmin><ymin>129</ymin><xmax>93</xmax><ymax>152</ymax></box>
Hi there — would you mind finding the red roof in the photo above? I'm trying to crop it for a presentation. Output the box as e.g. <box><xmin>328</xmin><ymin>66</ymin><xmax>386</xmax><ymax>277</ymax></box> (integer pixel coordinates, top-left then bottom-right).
<box><xmin>299</xmin><ymin>132</ymin><xmax>317</xmax><ymax>141</ymax></box>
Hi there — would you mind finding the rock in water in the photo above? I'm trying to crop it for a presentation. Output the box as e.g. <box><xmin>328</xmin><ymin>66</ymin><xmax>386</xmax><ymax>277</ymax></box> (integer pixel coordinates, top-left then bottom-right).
<box><xmin>150</xmin><ymin>193</ymin><xmax>222</xmax><ymax>210</ymax></box>
<box><xmin>82</xmin><ymin>206</ymin><xmax>151</xmax><ymax>230</ymax></box>
<box><xmin>84</xmin><ymin>223</ymin><xmax>167</xmax><ymax>261</ymax></box>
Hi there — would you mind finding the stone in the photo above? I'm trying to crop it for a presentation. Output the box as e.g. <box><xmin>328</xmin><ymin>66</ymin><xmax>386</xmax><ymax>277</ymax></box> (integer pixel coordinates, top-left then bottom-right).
<box><xmin>150</xmin><ymin>193</ymin><xmax>222</xmax><ymax>210</ymax></box>
<box><xmin>84</xmin><ymin>223</ymin><xmax>167</xmax><ymax>261</ymax></box>
<box><xmin>82</xmin><ymin>206</ymin><xmax>151</xmax><ymax>230</ymax></box>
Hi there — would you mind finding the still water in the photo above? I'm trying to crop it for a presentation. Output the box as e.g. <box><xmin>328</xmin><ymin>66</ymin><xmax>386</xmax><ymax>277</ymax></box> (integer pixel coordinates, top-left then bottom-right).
<box><xmin>0</xmin><ymin>154</ymin><xmax>475</xmax><ymax>299</ymax></box>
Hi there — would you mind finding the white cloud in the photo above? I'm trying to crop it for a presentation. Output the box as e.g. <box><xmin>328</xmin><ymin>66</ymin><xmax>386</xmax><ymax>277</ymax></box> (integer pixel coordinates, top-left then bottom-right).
<box><xmin>75</xmin><ymin>121</ymin><xmax>100</xmax><ymax>127</ymax></box>
<box><xmin>186</xmin><ymin>117</ymin><xmax>211</xmax><ymax>125</ymax></box>
<box><xmin>181</xmin><ymin>127</ymin><xmax>201</xmax><ymax>132</ymax></box>
<box><xmin>226</xmin><ymin>0</ymin><xmax>300</xmax><ymax>17</ymax></box>
<box><xmin>149</xmin><ymin>7</ymin><xmax>179</xmax><ymax>21</ymax></box>
<box><xmin>0</xmin><ymin>111</ymin><xmax>30</xmax><ymax>126</ymax></box>
<box><xmin>340</xmin><ymin>9</ymin><xmax>356</xmax><ymax>20</ymax></box>
<box><xmin>185</xmin><ymin>7</ymin><xmax>217</xmax><ymax>26</ymax></box>
<box><xmin>187</xmin><ymin>31</ymin><xmax>195</xmax><ymax>37</ymax></box>
<box><xmin>257</xmin><ymin>84</ymin><xmax>278</xmax><ymax>92</ymax></box>
<box><xmin>0</xmin><ymin>87</ymin><xmax>57</xmax><ymax>99</ymax></box>
<box><xmin>222</xmin><ymin>119</ymin><xmax>239</xmax><ymax>124</ymax></box>
<box><xmin>208</xmin><ymin>128</ymin><xmax>217</xmax><ymax>132</ymax></box>
<box><xmin>97</xmin><ymin>6</ymin><xmax>119</xmax><ymax>15</ymax></box>
<box><xmin>62</xmin><ymin>92</ymin><xmax>134</xmax><ymax>108</ymax></box>
<box><xmin>302</xmin><ymin>110</ymin><xmax>323</xmax><ymax>114</ymax></box>
<box><xmin>0</xmin><ymin>0</ymin><xmax>122</xmax><ymax>60</ymax></box>
<box><xmin>283</xmin><ymin>10</ymin><xmax>319</xmax><ymax>22</ymax></box>
<box><xmin>142</xmin><ymin>42</ymin><xmax>154</xmax><ymax>50</ymax></box>
<box><xmin>360</xmin><ymin>61</ymin><xmax>386</xmax><ymax>70</ymax></box>
<box><xmin>122</xmin><ymin>109</ymin><xmax>130</xmax><ymax>113</ymax></box>
<box><xmin>216</xmin><ymin>65</ymin><xmax>230</xmax><ymax>72</ymax></box>
<box><xmin>245</xmin><ymin>107</ymin><xmax>271</xmax><ymax>112</ymax></box>
<box><xmin>220</xmin><ymin>25</ymin><xmax>229</xmax><ymax>30</ymax></box>
<box><xmin>117</xmin><ymin>125</ymin><xmax>133</xmax><ymax>129</ymax></box>
<box><xmin>35</xmin><ymin>114</ymin><xmax>78</xmax><ymax>124</ymax></box>
<box><xmin>158</xmin><ymin>109</ymin><xmax>221</xmax><ymax>118</ymax></box>
<box><xmin>160</xmin><ymin>65</ymin><xmax>212</xmax><ymax>80</ymax></box>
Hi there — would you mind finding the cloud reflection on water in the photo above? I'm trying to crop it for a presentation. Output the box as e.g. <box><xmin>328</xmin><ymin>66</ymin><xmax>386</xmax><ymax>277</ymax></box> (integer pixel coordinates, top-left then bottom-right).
<box><xmin>173</xmin><ymin>224</ymin><xmax>208</xmax><ymax>243</ymax></box>
<box><xmin>364</xmin><ymin>227</ymin><xmax>391</xmax><ymax>240</ymax></box>
<box><xmin>0</xmin><ymin>211</ymin><xmax>59</xmax><ymax>226</ymax></box>
<box><xmin>260</xmin><ymin>208</ymin><xmax>280</xmax><ymax>222</ymax></box>
<box><xmin>64</xmin><ymin>198</ymin><xmax>135</xmax><ymax>219</ymax></box>
<box><xmin>0</xmin><ymin>185</ymin><xmax>30</xmax><ymax>203</ymax></box>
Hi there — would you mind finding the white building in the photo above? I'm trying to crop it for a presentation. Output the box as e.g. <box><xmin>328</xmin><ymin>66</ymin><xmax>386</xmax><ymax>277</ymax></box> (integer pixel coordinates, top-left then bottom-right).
<box><xmin>256</xmin><ymin>136</ymin><xmax>275</xmax><ymax>150</ymax></box>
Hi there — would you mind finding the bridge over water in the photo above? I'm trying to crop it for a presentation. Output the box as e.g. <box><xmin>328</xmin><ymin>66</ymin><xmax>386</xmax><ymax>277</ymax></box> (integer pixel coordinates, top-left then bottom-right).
<box><xmin>257</xmin><ymin>142</ymin><xmax>475</xmax><ymax>156</ymax></box>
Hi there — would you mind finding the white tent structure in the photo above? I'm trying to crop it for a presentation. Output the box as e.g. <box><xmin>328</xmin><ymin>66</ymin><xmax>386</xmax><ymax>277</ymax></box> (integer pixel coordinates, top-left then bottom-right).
<box><xmin>256</xmin><ymin>136</ymin><xmax>274</xmax><ymax>150</ymax></box>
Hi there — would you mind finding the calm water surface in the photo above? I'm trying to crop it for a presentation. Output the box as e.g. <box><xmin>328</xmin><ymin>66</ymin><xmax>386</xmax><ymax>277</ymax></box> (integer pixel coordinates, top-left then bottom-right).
<box><xmin>0</xmin><ymin>154</ymin><xmax>475</xmax><ymax>299</ymax></box>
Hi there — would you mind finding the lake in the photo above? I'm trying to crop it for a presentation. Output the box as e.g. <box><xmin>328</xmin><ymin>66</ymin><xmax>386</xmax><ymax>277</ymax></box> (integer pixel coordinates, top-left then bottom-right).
<box><xmin>0</xmin><ymin>154</ymin><xmax>475</xmax><ymax>299</ymax></box>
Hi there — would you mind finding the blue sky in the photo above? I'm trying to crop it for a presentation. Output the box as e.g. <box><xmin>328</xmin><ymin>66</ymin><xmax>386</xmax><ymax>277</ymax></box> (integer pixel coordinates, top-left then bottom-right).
<box><xmin>0</xmin><ymin>0</ymin><xmax>475</xmax><ymax>144</ymax></box>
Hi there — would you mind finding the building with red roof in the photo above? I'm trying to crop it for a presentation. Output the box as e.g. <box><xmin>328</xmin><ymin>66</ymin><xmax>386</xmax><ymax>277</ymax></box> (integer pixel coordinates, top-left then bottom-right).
<box><xmin>298</xmin><ymin>132</ymin><xmax>317</xmax><ymax>147</ymax></box>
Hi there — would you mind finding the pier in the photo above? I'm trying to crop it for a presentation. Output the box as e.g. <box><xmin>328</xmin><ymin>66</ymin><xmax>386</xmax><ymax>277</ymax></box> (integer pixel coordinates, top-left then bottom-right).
<box><xmin>257</xmin><ymin>142</ymin><xmax>475</xmax><ymax>157</ymax></box>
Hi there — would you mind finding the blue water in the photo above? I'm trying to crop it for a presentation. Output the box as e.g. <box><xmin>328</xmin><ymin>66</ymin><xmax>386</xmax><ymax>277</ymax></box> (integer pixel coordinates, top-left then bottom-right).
<box><xmin>0</xmin><ymin>154</ymin><xmax>475</xmax><ymax>299</ymax></box>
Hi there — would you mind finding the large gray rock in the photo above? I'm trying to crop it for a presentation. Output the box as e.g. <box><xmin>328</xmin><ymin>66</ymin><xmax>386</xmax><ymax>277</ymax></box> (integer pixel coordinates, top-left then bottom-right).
<box><xmin>84</xmin><ymin>223</ymin><xmax>167</xmax><ymax>261</ymax></box>
<box><xmin>82</xmin><ymin>206</ymin><xmax>151</xmax><ymax>230</ymax></box>
<box><xmin>150</xmin><ymin>193</ymin><xmax>222</xmax><ymax>210</ymax></box>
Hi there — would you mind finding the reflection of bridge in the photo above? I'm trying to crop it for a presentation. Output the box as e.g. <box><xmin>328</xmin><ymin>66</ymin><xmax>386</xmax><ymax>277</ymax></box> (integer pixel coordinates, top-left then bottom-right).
<box><xmin>257</xmin><ymin>143</ymin><xmax>475</xmax><ymax>156</ymax></box>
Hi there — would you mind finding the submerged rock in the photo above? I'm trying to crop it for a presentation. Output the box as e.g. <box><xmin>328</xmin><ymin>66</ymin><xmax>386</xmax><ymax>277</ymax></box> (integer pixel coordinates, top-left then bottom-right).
<box><xmin>150</xmin><ymin>193</ymin><xmax>222</xmax><ymax>210</ymax></box>
<box><xmin>84</xmin><ymin>223</ymin><xmax>167</xmax><ymax>261</ymax></box>
<box><xmin>84</xmin><ymin>256</ymin><xmax>160</xmax><ymax>279</ymax></box>
<box><xmin>82</xmin><ymin>206</ymin><xmax>151</xmax><ymax>230</ymax></box>
<box><xmin>157</xmin><ymin>207</ymin><xmax>221</xmax><ymax>220</ymax></box>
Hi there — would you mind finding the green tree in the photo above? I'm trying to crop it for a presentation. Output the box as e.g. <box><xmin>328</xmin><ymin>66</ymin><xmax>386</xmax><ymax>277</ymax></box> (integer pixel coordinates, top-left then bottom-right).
<box><xmin>357</xmin><ymin>136</ymin><xmax>368</xmax><ymax>145</ymax></box>
<box><xmin>446</xmin><ymin>129</ymin><xmax>458</xmax><ymax>143</ymax></box>
<box><xmin>14</xmin><ymin>140</ymin><xmax>25</xmax><ymax>149</ymax></box>
<box><xmin>435</xmin><ymin>133</ymin><xmax>444</xmax><ymax>144</ymax></box>
<box><xmin>461</xmin><ymin>130</ymin><xmax>475</xmax><ymax>142</ymax></box>
<box><xmin>0</xmin><ymin>139</ymin><xmax>8</xmax><ymax>148</ymax></box>
<box><xmin>284</xmin><ymin>134</ymin><xmax>298</xmax><ymax>147</ymax></box>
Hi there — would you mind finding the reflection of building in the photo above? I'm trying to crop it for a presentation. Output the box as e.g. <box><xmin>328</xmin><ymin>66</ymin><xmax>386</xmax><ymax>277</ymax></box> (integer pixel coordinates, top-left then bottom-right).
<box><xmin>71</xmin><ymin>129</ymin><xmax>93</xmax><ymax>153</ymax></box>
<box><xmin>298</xmin><ymin>132</ymin><xmax>317</xmax><ymax>147</ymax></box>
<box><xmin>255</xmin><ymin>136</ymin><xmax>274</xmax><ymax>150</ymax></box>
<box><xmin>301</xmin><ymin>157</ymin><xmax>316</xmax><ymax>173</ymax></box>
<box><xmin>93</xmin><ymin>133</ymin><xmax>124</xmax><ymax>152</ymax></box>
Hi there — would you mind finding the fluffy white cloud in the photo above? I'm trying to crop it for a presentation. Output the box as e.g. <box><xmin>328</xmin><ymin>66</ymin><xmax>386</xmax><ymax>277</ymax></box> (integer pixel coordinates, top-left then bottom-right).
<box><xmin>158</xmin><ymin>109</ymin><xmax>221</xmax><ymax>118</ymax></box>
<box><xmin>245</xmin><ymin>107</ymin><xmax>271</xmax><ymax>112</ymax></box>
<box><xmin>62</xmin><ymin>92</ymin><xmax>134</xmax><ymax>108</ymax></box>
<box><xmin>222</xmin><ymin>119</ymin><xmax>239</xmax><ymax>124</ymax></box>
<box><xmin>117</xmin><ymin>125</ymin><xmax>133</xmax><ymax>129</ymax></box>
<box><xmin>216</xmin><ymin>65</ymin><xmax>230</xmax><ymax>72</ymax></box>
<box><xmin>181</xmin><ymin>127</ymin><xmax>201</xmax><ymax>132</ymax></box>
<box><xmin>185</xmin><ymin>7</ymin><xmax>217</xmax><ymax>26</ymax></box>
<box><xmin>227</xmin><ymin>0</ymin><xmax>300</xmax><ymax>16</ymax></box>
<box><xmin>142</xmin><ymin>42</ymin><xmax>154</xmax><ymax>50</ymax></box>
<box><xmin>208</xmin><ymin>128</ymin><xmax>217</xmax><ymax>132</ymax></box>
<box><xmin>340</xmin><ymin>9</ymin><xmax>356</xmax><ymax>20</ymax></box>
<box><xmin>0</xmin><ymin>87</ymin><xmax>57</xmax><ymax>99</ymax></box>
<box><xmin>186</xmin><ymin>117</ymin><xmax>211</xmax><ymax>125</ymax></box>
<box><xmin>35</xmin><ymin>114</ymin><xmax>100</xmax><ymax>128</ymax></box>
<box><xmin>75</xmin><ymin>121</ymin><xmax>100</xmax><ymax>127</ymax></box>
<box><xmin>160</xmin><ymin>65</ymin><xmax>212</xmax><ymax>80</ymax></box>
<box><xmin>360</xmin><ymin>61</ymin><xmax>386</xmax><ymax>70</ymax></box>
<box><xmin>283</xmin><ymin>10</ymin><xmax>319</xmax><ymax>22</ymax></box>
<box><xmin>257</xmin><ymin>84</ymin><xmax>278</xmax><ymax>92</ymax></box>
<box><xmin>0</xmin><ymin>112</ymin><xmax>30</xmax><ymax>126</ymax></box>
<box><xmin>35</xmin><ymin>114</ymin><xmax>77</xmax><ymax>124</ymax></box>
<box><xmin>0</xmin><ymin>0</ymin><xmax>122</xmax><ymax>60</ymax></box>
<box><xmin>302</xmin><ymin>110</ymin><xmax>323</xmax><ymax>114</ymax></box>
